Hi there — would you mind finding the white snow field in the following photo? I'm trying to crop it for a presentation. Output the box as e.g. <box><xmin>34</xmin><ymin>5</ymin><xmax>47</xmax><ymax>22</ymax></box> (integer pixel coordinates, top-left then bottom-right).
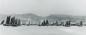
<box><xmin>0</xmin><ymin>25</ymin><xmax>86</xmax><ymax>35</ymax></box>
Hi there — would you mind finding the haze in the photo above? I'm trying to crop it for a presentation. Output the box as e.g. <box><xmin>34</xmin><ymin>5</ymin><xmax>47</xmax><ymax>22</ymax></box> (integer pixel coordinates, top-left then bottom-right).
<box><xmin>0</xmin><ymin>0</ymin><xmax>86</xmax><ymax>16</ymax></box>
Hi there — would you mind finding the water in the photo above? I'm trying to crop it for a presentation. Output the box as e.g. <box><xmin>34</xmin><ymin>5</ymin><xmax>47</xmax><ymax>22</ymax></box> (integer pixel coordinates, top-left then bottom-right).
<box><xmin>0</xmin><ymin>25</ymin><xmax>86</xmax><ymax>35</ymax></box>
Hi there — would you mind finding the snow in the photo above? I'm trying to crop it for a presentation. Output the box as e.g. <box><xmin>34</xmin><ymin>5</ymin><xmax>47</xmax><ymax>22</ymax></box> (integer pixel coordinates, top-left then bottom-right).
<box><xmin>0</xmin><ymin>25</ymin><xmax>86</xmax><ymax>35</ymax></box>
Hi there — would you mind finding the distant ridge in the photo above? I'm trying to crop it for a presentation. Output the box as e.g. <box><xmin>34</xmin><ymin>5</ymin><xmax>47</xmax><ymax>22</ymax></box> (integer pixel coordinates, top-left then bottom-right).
<box><xmin>0</xmin><ymin>13</ymin><xmax>86</xmax><ymax>24</ymax></box>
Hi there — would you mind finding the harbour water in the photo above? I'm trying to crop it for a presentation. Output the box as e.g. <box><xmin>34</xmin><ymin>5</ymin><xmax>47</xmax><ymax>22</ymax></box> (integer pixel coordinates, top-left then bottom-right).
<box><xmin>0</xmin><ymin>25</ymin><xmax>86</xmax><ymax>35</ymax></box>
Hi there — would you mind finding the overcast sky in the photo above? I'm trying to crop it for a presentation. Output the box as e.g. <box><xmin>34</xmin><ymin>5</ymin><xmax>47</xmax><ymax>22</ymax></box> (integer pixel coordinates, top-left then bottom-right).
<box><xmin>0</xmin><ymin>0</ymin><xmax>86</xmax><ymax>16</ymax></box>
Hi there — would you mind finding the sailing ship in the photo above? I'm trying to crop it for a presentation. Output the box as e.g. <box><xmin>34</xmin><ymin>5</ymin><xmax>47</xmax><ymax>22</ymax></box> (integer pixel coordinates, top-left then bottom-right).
<box><xmin>3</xmin><ymin>16</ymin><xmax>21</xmax><ymax>26</ymax></box>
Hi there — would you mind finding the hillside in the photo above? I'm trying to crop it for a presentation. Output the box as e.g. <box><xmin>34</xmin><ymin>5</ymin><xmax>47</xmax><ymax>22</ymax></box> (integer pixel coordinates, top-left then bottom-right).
<box><xmin>0</xmin><ymin>13</ymin><xmax>86</xmax><ymax>24</ymax></box>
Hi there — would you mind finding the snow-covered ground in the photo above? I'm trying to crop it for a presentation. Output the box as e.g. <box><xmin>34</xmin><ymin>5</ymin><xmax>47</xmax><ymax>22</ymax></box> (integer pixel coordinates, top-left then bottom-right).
<box><xmin>0</xmin><ymin>25</ymin><xmax>86</xmax><ymax>35</ymax></box>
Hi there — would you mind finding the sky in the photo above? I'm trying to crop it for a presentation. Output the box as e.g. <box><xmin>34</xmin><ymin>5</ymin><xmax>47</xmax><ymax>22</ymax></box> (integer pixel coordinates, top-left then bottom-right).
<box><xmin>0</xmin><ymin>0</ymin><xmax>86</xmax><ymax>16</ymax></box>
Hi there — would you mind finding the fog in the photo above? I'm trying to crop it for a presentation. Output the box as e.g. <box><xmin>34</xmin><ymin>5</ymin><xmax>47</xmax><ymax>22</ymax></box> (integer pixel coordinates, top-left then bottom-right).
<box><xmin>0</xmin><ymin>0</ymin><xmax>86</xmax><ymax>16</ymax></box>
